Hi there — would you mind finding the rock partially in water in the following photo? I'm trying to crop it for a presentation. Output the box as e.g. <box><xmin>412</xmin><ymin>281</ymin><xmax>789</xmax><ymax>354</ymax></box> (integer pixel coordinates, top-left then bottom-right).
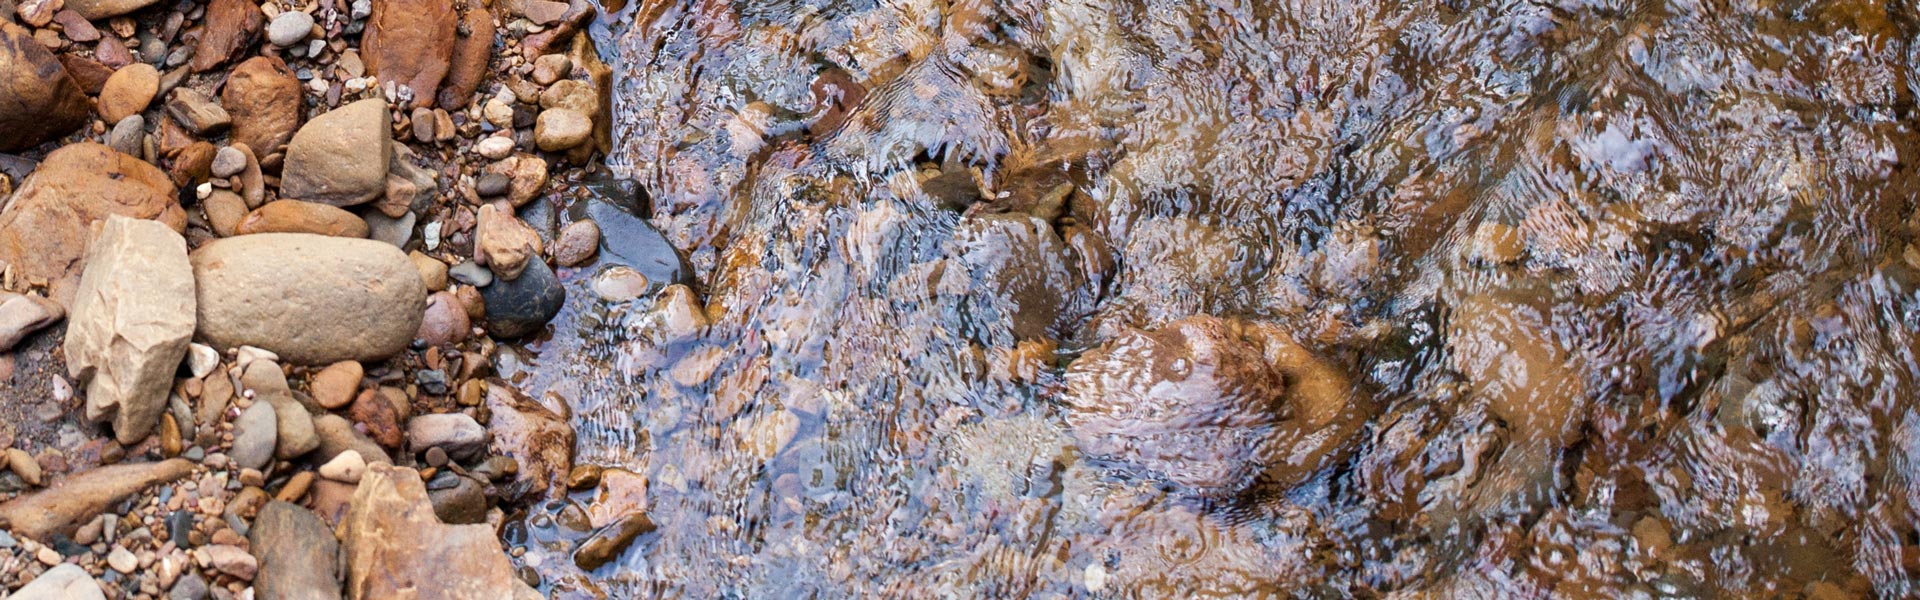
<box><xmin>341</xmin><ymin>463</ymin><xmax>542</xmax><ymax>600</ymax></box>
<box><xmin>191</xmin><ymin>233</ymin><xmax>426</xmax><ymax>364</ymax></box>
<box><xmin>484</xmin><ymin>380</ymin><xmax>573</xmax><ymax>500</ymax></box>
<box><xmin>65</xmin><ymin>216</ymin><xmax>197</xmax><ymax>445</ymax></box>
<box><xmin>407</xmin><ymin>413</ymin><xmax>487</xmax><ymax>462</ymax></box>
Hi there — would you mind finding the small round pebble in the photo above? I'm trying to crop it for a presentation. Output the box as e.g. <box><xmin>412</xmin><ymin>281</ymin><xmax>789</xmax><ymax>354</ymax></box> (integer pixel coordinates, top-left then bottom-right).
<box><xmin>211</xmin><ymin>146</ymin><xmax>247</xmax><ymax>178</ymax></box>
<box><xmin>476</xmin><ymin>136</ymin><xmax>516</xmax><ymax>160</ymax></box>
<box><xmin>268</xmin><ymin>11</ymin><xmax>315</xmax><ymax>47</ymax></box>
<box><xmin>425</xmin><ymin>446</ymin><xmax>449</xmax><ymax>468</ymax></box>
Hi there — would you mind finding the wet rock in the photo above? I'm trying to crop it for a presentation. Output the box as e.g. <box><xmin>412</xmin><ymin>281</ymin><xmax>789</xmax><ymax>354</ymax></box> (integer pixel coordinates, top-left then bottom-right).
<box><xmin>583</xmin><ymin>467</ymin><xmax>647</xmax><ymax>529</ymax></box>
<box><xmin>573</xmin><ymin>513</ymin><xmax>655</xmax><ymax>571</ymax></box>
<box><xmin>1064</xmin><ymin>315</ymin><xmax>1349</xmax><ymax>498</ymax></box>
<box><xmin>0</xmin><ymin>292</ymin><xmax>63</xmax><ymax>352</ymax></box>
<box><xmin>570</xmin><ymin>182</ymin><xmax>688</xmax><ymax>285</ymax></box>
<box><xmin>65</xmin><ymin>216</ymin><xmax>197</xmax><ymax>444</ymax></box>
<box><xmin>536</xmin><ymin>108</ymin><xmax>592</xmax><ymax>151</ymax></box>
<box><xmin>310</xmin><ymin>360</ymin><xmax>362</xmax><ymax>410</ymax></box>
<box><xmin>242</xmin><ymin>361</ymin><xmax>320</xmax><ymax>459</ymax></box>
<box><xmin>64</xmin><ymin>0</ymin><xmax>156</xmax><ymax>19</ymax></box>
<box><xmin>281</xmin><ymin>98</ymin><xmax>392</xmax><ymax>207</ymax></box>
<box><xmin>164</xmin><ymin>88</ymin><xmax>231</xmax><ymax>136</ymax></box>
<box><xmin>0</xmin><ymin>459</ymin><xmax>194</xmax><ymax>541</ymax></box>
<box><xmin>0</xmin><ymin>144</ymin><xmax>185</xmax><ymax>305</ymax></box>
<box><xmin>236</xmin><ymin>200</ymin><xmax>372</xmax><ymax>238</ymax></box>
<box><xmin>437</xmin><ymin>3</ymin><xmax>493</xmax><ymax>110</ymax></box>
<box><xmin>266</xmin><ymin>10</ymin><xmax>312</xmax><ymax>48</ymax></box>
<box><xmin>417</xmin><ymin>291</ymin><xmax>470</xmax><ymax>346</ymax></box>
<box><xmin>362</xmin><ymin>0</ymin><xmax>455</xmax><ymax>108</ymax></box>
<box><xmin>222</xmin><ymin>57</ymin><xmax>303</xmax><ymax>157</ymax></box>
<box><xmin>553</xmin><ymin>219</ymin><xmax>600</xmax><ymax>267</ymax></box>
<box><xmin>99</xmin><ymin>63</ymin><xmax>158</xmax><ymax>124</ymax></box>
<box><xmin>12</xmin><ymin>563</ymin><xmax>105</xmax><ymax>599</ymax></box>
<box><xmin>476</xmin><ymin>204</ymin><xmax>542</xmax><ymax>280</ymax></box>
<box><xmin>230</xmin><ymin>400</ymin><xmax>277</xmax><ymax>470</ymax></box>
<box><xmin>590</xmin><ymin>266</ymin><xmax>648</xmax><ymax>303</ymax></box>
<box><xmin>0</xmin><ymin>20</ymin><xmax>89</xmax><ymax>152</ymax></box>
<box><xmin>250</xmin><ymin>501</ymin><xmax>341</xmax><ymax>600</ymax></box>
<box><xmin>484</xmin><ymin>381</ymin><xmax>573</xmax><ymax>499</ymax></box>
<box><xmin>341</xmin><ymin>464</ymin><xmax>542</xmax><ymax>599</ymax></box>
<box><xmin>480</xmin><ymin>257</ymin><xmax>563</xmax><ymax>339</ymax></box>
<box><xmin>192</xmin><ymin>233</ymin><xmax>427</xmax><ymax>364</ymax></box>
<box><xmin>408</xmin><ymin>413</ymin><xmax>486</xmax><ymax>461</ymax></box>
<box><xmin>953</xmin><ymin>214</ymin><xmax>1074</xmax><ymax>340</ymax></box>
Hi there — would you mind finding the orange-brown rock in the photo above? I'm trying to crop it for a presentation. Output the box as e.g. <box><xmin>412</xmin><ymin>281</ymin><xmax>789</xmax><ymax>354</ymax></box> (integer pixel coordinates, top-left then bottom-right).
<box><xmin>235</xmin><ymin>200</ymin><xmax>372</xmax><ymax>238</ymax></box>
<box><xmin>222</xmin><ymin>57</ymin><xmax>303</xmax><ymax>158</ymax></box>
<box><xmin>362</xmin><ymin>0</ymin><xmax>455</xmax><ymax>108</ymax></box>
<box><xmin>97</xmin><ymin>63</ymin><xmax>158</xmax><ymax>123</ymax></box>
<box><xmin>342</xmin><ymin>464</ymin><xmax>543</xmax><ymax>600</ymax></box>
<box><xmin>191</xmin><ymin>0</ymin><xmax>264</xmax><ymax>72</ymax></box>
<box><xmin>437</xmin><ymin>3</ymin><xmax>494</xmax><ymax>110</ymax></box>
<box><xmin>483</xmin><ymin>381</ymin><xmax>574</xmax><ymax>500</ymax></box>
<box><xmin>0</xmin><ymin>459</ymin><xmax>194</xmax><ymax>541</ymax></box>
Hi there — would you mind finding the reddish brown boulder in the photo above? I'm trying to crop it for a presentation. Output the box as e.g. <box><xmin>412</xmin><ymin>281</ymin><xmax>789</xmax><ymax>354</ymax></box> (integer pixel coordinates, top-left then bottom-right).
<box><xmin>192</xmin><ymin>0</ymin><xmax>264</xmax><ymax>72</ymax></box>
<box><xmin>363</xmin><ymin>0</ymin><xmax>455</xmax><ymax>108</ymax></box>
<box><xmin>0</xmin><ymin>20</ymin><xmax>89</xmax><ymax>152</ymax></box>
<box><xmin>0</xmin><ymin>143</ymin><xmax>185</xmax><ymax>306</ymax></box>
<box><xmin>437</xmin><ymin>3</ymin><xmax>494</xmax><ymax>110</ymax></box>
<box><xmin>342</xmin><ymin>464</ymin><xmax>543</xmax><ymax>600</ymax></box>
<box><xmin>223</xmin><ymin>57</ymin><xmax>304</xmax><ymax>158</ymax></box>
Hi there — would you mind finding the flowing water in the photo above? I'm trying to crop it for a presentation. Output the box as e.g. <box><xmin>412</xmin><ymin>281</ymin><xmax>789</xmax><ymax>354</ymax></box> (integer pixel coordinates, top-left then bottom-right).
<box><xmin>508</xmin><ymin>1</ymin><xmax>1920</xmax><ymax>597</ymax></box>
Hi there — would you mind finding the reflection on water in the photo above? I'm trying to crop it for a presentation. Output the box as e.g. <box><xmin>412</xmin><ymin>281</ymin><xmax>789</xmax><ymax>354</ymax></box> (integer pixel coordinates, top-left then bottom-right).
<box><xmin>513</xmin><ymin>0</ymin><xmax>1920</xmax><ymax>596</ymax></box>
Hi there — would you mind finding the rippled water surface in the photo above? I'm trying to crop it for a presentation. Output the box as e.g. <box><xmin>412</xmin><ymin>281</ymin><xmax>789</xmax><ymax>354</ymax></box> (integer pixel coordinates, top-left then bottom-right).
<box><xmin>511</xmin><ymin>1</ymin><xmax>1920</xmax><ymax>596</ymax></box>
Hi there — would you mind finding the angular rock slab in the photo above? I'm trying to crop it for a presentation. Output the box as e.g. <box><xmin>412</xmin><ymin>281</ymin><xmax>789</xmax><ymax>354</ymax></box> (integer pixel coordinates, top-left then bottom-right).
<box><xmin>11</xmin><ymin>564</ymin><xmax>107</xmax><ymax>599</ymax></box>
<box><xmin>280</xmin><ymin>98</ymin><xmax>392</xmax><ymax>207</ymax></box>
<box><xmin>343</xmin><ymin>464</ymin><xmax>542</xmax><ymax>600</ymax></box>
<box><xmin>0</xmin><ymin>459</ymin><xmax>195</xmax><ymax>541</ymax></box>
<box><xmin>192</xmin><ymin>233</ymin><xmax>425</xmax><ymax>364</ymax></box>
<box><xmin>65</xmin><ymin>216</ymin><xmax>197</xmax><ymax>444</ymax></box>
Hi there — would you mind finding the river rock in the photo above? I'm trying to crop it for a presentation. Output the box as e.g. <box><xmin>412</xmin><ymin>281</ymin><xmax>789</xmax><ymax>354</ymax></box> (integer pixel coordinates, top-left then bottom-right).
<box><xmin>313</xmin><ymin>413</ymin><xmax>391</xmax><ymax>466</ymax></box>
<box><xmin>281</xmin><ymin>98</ymin><xmax>391</xmax><ymax>207</ymax></box>
<box><xmin>487</xmin><ymin>154</ymin><xmax>547</xmax><ymax>207</ymax></box>
<box><xmin>417</xmin><ymin>291</ymin><xmax>469</xmax><ymax>346</ymax></box>
<box><xmin>0</xmin><ymin>292</ymin><xmax>63</xmax><ymax>352</ymax></box>
<box><xmin>99</xmin><ymin>63</ymin><xmax>159</xmax><ymax>124</ymax></box>
<box><xmin>204</xmin><ymin>190</ymin><xmax>249</xmax><ymax>237</ymax></box>
<box><xmin>0</xmin><ymin>459</ymin><xmax>194</xmax><ymax>541</ymax></box>
<box><xmin>535</xmin><ymin>108</ymin><xmax>592</xmax><ymax>151</ymax></box>
<box><xmin>107</xmin><ymin>114</ymin><xmax>144</xmax><ymax>155</ymax></box>
<box><xmin>192</xmin><ymin>233</ymin><xmax>426</xmax><ymax>364</ymax></box>
<box><xmin>347</xmin><ymin>388</ymin><xmax>405</xmax><ymax>449</ymax></box>
<box><xmin>65</xmin><ymin>0</ymin><xmax>156</xmax><ymax>19</ymax></box>
<box><xmin>552</xmin><ymin>219</ymin><xmax>599</xmax><ymax>267</ymax></box>
<box><xmin>318</xmin><ymin>450</ymin><xmax>366</xmax><ymax>483</ymax></box>
<box><xmin>231</xmin><ymin>400</ymin><xmax>277</xmax><ymax>470</ymax></box>
<box><xmin>475</xmin><ymin>204</ymin><xmax>542</xmax><ymax>280</ymax></box>
<box><xmin>0</xmin><ymin>21</ymin><xmax>87</xmax><ymax>152</ymax></box>
<box><xmin>363</xmin><ymin>211</ymin><xmax>416</xmax><ymax>248</ymax></box>
<box><xmin>242</xmin><ymin>361</ymin><xmax>320</xmax><ymax>459</ymax></box>
<box><xmin>310</xmin><ymin>360</ymin><xmax>362</xmax><ymax>410</ymax></box>
<box><xmin>266</xmin><ymin>10</ymin><xmax>312</xmax><ymax>47</ymax></box>
<box><xmin>236</xmin><ymin>200</ymin><xmax>371</xmax><ymax>238</ymax></box>
<box><xmin>480</xmin><ymin>256</ymin><xmax>563</xmax><ymax>339</ymax></box>
<box><xmin>407</xmin><ymin>413</ymin><xmax>486</xmax><ymax>461</ymax></box>
<box><xmin>485</xmin><ymin>381</ymin><xmax>573</xmax><ymax>500</ymax></box>
<box><xmin>0</xmin><ymin>143</ymin><xmax>185</xmax><ymax>307</ymax></box>
<box><xmin>11</xmin><ymin>563</ymin><xmax>105</xmax><ymax>599</ymax></box>
<box><xmin>223</xmin><ymin>57</ymin><xmax>303</xmax><ymax>156</ymax></box>
<box><xmin>212</xmin><ymin>146</ymin><xmax>247</xmax><ymax>178</ymax></box>
<box><xmin>192</xmin><ymin>0</ymin><xmax>263</xmax><ymax>71</ymax></box>
<box><xmin>362</xmin><ymin>0</ymin><xmax>455</xmax><ymax>108</ymax></box>
<box><xmin>342</xmin><ymin>464</ymin><xmax>543</xmax><ymax>600</ymax></box>
<box><xmin>410</xmin><ymin>252</ymin><xmax>449</xmax><ymax>291</ymax></box>
<box><xmin>65</xmin><ymin>217</ymin><xmax>197</xmax><ymax>444</ymax></box>
<box><xmin>251</xmin><ymin>501</ymin><xmax>342</xmax><ymax>600</ymax></box>
<box><xmin>165</xmin><ymin>88</ymin><xmax>230</xmax><ymax>135</ymax></box>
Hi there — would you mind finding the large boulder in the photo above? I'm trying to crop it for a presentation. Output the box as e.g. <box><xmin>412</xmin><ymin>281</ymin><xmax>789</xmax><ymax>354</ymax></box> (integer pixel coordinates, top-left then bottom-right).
<box><xmin>280</xmin><ymin>99</ymin><xmax>392</xmax><ymax>207</ymax></box>
<box><xmin>0</xmin><ymin>20</ymin><xmax>89</xmax><ymax>152</ymax></box>
<box><xmin>10</xmin><ymin>564</ymin><xmax>106</xmax><ymax>599</ymax></box>
<box><xmin>342</xmin><ymin>464</ymin><xmax>543</xmax><ymax>600</ymax></box>
<box><xmin>191</xmin><ymin>0</ymin><xmax>265</xmax><ymax>72</ymax></box>
<box><xmin>0</xmin><ymin>459</ymin><xmax>195</xmax><ymax>541</ymax></box>
<box><xmin>65</xmin><ymin>217</ymin><xmax>197</xmax><ymax>445</ymax></box>
<box><xmin>191</xmin><ymin>233</ymin><xmax>425</xmax><ymax>364</ymax></box>
<box><xmin>0</xmin><ymin>143</ymin><xmax>185</xmax><ymax>307</ymax></box>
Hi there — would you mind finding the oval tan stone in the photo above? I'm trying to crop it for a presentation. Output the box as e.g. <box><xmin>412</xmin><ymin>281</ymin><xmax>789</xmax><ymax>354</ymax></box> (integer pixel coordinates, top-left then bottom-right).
<box><xmin>191</xmin><ymin>233</ymin><xmax>426</xmax><ymax>364</ymax></box>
